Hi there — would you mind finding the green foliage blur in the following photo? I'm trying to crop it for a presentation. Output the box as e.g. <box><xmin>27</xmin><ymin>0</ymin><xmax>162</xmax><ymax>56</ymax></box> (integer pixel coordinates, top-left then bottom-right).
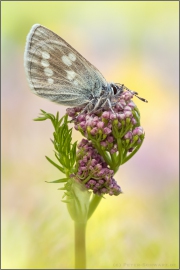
<box><xmin>2</xmin><ymin>1</ymin><xmax>179</xmax><ymax>269</ymax></box>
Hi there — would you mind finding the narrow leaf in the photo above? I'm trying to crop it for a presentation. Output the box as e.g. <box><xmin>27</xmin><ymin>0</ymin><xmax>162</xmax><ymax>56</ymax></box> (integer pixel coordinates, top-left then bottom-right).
<box><xmin>45</xmin><ymin>156</ymin><xmax>65</xmax><ymax>173</ymax></box>
<box><xmin>34</xmin><ymin>117</ymin><xmax>48</xmax><ymax>121</ymax></box>
<box><xmin>45</xmin><ymin>178</ymin><xmax>68</xmax><ymax>183</ymax></box>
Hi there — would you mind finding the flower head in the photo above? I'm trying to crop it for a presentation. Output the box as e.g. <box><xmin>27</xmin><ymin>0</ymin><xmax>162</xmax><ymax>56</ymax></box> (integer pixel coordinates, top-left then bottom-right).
<box><xmin>74</xmin><ymin>139</ymin><xmax>122</xmax><ymax>196</ymax></box>
<box><xmin>67</xmin><ymin>90</ymin><xmax>145</xmax><ymax>158</ymax></box>
<box><xmin>67</xmin><ymin>89</ymin><xmax>145</xmax><ymax>195</ymax></box>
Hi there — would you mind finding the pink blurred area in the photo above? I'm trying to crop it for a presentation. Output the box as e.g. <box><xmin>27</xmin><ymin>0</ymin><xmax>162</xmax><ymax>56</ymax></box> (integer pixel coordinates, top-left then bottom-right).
<box><xmin>2</xmin><ymin>1</ymin><xmax>179</xmax><ymax>269</ymax></box>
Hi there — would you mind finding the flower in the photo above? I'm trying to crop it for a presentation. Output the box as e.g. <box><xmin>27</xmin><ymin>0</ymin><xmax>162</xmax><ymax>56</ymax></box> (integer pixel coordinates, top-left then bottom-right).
<box><xmin>67</xmin><ymin>88</ymin><xmax>145</xmax><ymax>195</ymax></box>
<box><xmin>67</xmin><ymin>90</ymin><xmax>145</xmax><ymax>157</ymax></box>
<box><xmin>73</xmin><ymin>139</ymin><xmax>122</xmax><ymax>196</ymax></box>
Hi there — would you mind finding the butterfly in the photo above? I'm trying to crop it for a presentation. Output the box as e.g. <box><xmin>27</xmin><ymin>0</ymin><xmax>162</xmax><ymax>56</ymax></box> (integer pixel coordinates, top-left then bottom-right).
<box><xmin>24</xmin><ymin>24</ymin><xmax>147</xmax><ymax>114</ymax></box>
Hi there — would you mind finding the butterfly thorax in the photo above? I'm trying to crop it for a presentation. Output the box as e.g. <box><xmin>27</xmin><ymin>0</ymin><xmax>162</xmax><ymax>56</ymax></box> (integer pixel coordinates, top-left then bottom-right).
<box><xmin>81</xmin><ymin>83</ymin><xmax>125</xmax><ymax>114</ymax></box>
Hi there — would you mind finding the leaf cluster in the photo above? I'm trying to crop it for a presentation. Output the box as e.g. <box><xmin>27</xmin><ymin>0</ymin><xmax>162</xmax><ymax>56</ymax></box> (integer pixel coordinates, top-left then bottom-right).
<box><xmin>34</xmin><ymin>110</ymin><xmax>77</xmax><ymax>192</ymax></box>
<box><xmin>34</xmin><ymin>110</ymin><xmax>93</xmax><ymax>219</ymax></box>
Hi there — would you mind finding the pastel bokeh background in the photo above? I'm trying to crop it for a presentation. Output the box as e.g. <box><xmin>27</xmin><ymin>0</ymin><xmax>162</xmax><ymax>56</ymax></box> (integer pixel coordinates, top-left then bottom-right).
<box><xmin>2</xmin><ymin>1</ymin><xmax>179</xmax><ymax>269</ymax></box>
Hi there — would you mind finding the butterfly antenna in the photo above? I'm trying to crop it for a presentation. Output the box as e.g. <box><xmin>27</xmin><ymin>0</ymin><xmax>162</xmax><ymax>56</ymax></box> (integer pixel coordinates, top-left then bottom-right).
<box><xmin>126</xmin><ymin>88</ymin><xmax>148</xmax><ymax>103</ymax></box>
<box><xmin>134</xmin><ymin>93</ymin><xmax>148</xmax><ymax>103</ymax></box>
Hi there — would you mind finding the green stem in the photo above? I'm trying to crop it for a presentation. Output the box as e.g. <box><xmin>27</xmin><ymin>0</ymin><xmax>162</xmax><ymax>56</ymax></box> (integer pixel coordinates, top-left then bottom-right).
<box><xmin>74</xmin><ymin>222</ymin><xmax>86</xmax><ymax>269</ymax></box>
<box><xmin>117</xmin><ymin>138</ymin><xmax>123</xmax><ymax>165</ymax></box>
<box><xmin>121</xmin><ymin>142</ymin><xmax>143</xmax><ymax>165</ymax></box>
<box><xmin>95</xmin><ymin>144</ymin><xmax>112</xmax><ymax>167</ymax></box>
<box><xmin>88</xmin><ymin>194</ymin><xmax>102</xmax><ymax>219</ymax></box>
<box><xmin>110</xmin><ymin>152</ymin><xmax>117</xmax><ymax>168</ymax></box>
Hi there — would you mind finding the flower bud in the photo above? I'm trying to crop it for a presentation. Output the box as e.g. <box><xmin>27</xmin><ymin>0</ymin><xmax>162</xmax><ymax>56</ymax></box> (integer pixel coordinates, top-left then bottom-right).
<box><xmin>103</xmin><ymin>127</ymin><xmax>111</xmax><ymax>135</ymax></box>
<box><xmin>102</xmin><ymin>111</ymin><xmax>110</xmax><ymax>119</ymax></box>
<box><xmin>90</xmin><ymin>127</ymin><xmax>98</xmax><ymax>135</ymax></box>
<box><xmin>97</xmin><ymin>121</ymin><xmax>104</xmax><ymax>128</ymax></box>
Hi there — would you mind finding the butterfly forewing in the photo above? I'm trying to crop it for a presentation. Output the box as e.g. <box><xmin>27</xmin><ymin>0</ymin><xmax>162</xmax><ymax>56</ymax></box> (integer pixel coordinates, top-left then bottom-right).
<box><xmin>24</xmin><ymin>24</ymin><xmax>107</xmax><ymax>106</ymax></box>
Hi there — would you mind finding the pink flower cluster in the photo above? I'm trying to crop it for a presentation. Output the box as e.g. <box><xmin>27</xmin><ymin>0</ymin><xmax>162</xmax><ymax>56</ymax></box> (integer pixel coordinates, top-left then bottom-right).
<box><xmin>67</xmin><ymin>89</ymin><xmax>145</xmax><ymax>196</ymax></box>
<box><xmin>74</xmin><ymin>139</ymin><xmax>122</xmax><ymax>196</ymax></box>
<box><xmin>67</xmin><ymin>90</ymin><xmax>144</xmax><ymax>154</ymax></box>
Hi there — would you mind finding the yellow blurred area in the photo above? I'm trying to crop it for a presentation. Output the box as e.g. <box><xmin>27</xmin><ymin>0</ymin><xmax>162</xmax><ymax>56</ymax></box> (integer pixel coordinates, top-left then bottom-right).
<box><xmin>2</xmin><ymin>1</ymin><xmax>179</xmax><ymax>269</ymax></box>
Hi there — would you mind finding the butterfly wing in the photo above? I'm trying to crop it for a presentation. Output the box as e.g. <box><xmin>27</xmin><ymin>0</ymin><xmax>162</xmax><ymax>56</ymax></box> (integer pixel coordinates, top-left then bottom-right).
<box><xmin>24</xmin><ymin>24</ymin><xmax>107</xmax><ymax>106</ymax></box>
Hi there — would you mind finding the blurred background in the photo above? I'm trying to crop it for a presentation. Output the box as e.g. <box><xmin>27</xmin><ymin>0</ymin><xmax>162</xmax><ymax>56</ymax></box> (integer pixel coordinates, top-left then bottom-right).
<box><xmin>2</xmin><ymin>1</ymin><xmax>179</xmax><ymax>269</ymax></box>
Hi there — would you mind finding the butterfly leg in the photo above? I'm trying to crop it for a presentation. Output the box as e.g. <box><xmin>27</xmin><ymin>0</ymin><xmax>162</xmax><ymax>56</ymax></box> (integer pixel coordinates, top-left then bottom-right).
<box><xmin>105</xmin><ymin>98</ymin><xmax>115</xmax><ymax>113</ymax></box>
<box><xmin>94</xmin><ymin>97</ymin><xmax>115</xmax><ymax>114</ymax></box>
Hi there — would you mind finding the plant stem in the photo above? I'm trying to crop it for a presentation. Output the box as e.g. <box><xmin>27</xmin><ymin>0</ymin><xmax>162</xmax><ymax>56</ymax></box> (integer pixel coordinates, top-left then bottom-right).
<box><xmin>88</xmin><ymin>194</ymin><xmax>102</xmax><ymax>219</ymax></box>
<box><xmin>74</xmin><ymin>222</ymin><xmax>86</xmax><ymax>269</ymax></box>
<box><xmin>94</xmin><ymin>143</ymin><xmax>112</xmax><ymax>167</ymax></box>
<box><xmin>121</xmin><ymin>142</ymin><xmax>143</xmax><ymax>165</ymax></box>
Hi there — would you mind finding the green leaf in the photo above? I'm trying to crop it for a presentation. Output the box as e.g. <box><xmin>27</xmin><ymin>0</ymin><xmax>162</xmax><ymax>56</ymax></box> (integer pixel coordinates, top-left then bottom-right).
<box><xmin>45</xmin><ymin>156</ymin><xmax>65</xmax><ymax>173</ymax></box>
<box><xmin>40</xmin><ymin>109</ymin><xmax>46</xmax><ymax>114</ymax></box>
<box><xmin>56</xmin><ymin>111</ymin><xmax>59</xmax><ymax>121</ymax></box>
<box><xmin>58</xmin><ymin>187</ymin><xmax>66</xmax><ymax>190</ymax></box>
<box><xmin>62</xmin><ymin>199</ymin><xmax>71</xmax><ymax>203</ymax></box>
<box><xmin>55</xmin><ymin>152</ymin><xmax>67</xmax><ymax>167</ymax></box>
<box><xmin>45</xmin><ymin>178</ymin><xmax>69</xmax><ymax>183</ymax></box>
<box><xmin>34</xmin><ymin>117</ymin><xmax>48</xmax><ymax>121</ymax></box>
<box><xmin>71</xmin><ymin>141</ymin><xmax>77</xmax><ymax>165</ymax></box>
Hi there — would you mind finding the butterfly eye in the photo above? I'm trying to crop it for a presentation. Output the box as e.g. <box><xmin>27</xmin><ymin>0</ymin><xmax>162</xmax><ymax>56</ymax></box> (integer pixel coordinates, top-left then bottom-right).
<box><xmin>112</xmin><ymin>85</ymin><xmax>118</xmax><ymax>95</ymax></box>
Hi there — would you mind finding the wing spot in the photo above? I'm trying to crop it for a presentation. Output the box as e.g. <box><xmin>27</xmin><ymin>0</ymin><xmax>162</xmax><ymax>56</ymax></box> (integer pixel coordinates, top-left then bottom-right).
<box><xmin>44</xmin><ymin>68</ymin><xmax>53</xmax><ymax>76</ymax></box>
<box><xmin>66</xmin><ymin>70</ymin><xmax>76</xmax><ymax>81</ymax></box>
<box><xmin>62</xmin><ymin>55</ymin><xmax>72</xmax><ymax>66</ymax></box>
<box><xmin>68</xmin><ymin>53</ymin><xmax>76</xmax><ymax>61</ymax></box>
<box><xmin>48</xmin><ymin>78</ymin><xmax>54</xmax><ymax>84</ymax></box>
<box><xmin>42</xmin><ymin>51</ymin><xmax>50</xmax><ymax>59</ymax></box>
<box><xmin>41</xmin><ymin>59</ymin><xmax>49</xmax><ymax>67</ymax></box>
